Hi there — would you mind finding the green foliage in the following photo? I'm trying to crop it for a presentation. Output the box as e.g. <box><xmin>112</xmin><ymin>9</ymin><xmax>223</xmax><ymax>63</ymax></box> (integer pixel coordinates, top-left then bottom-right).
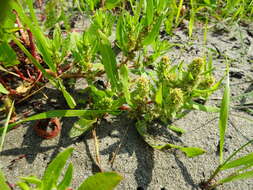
<box><xmin>219</xmin><ymin>73</ymin><xmax>230</xmax><ymax>163</ymax></box>
<box><xmin>0</xmin><ymin>84</ymin><xmax>9</xmax><ymax>95</ymax></box>
<box><xmin>0</xmin><ymin>169</ymin><xmax>11</xmax><ymax>190</ymax></box>
<box><xmin>78</xmin><ymin>172</ymin><xmax>123</xmax><ymax>190</ymax></box>
<box><xmin>0</xmin><ymin>148</ymin><xmax>122</xmax><ymax>190</ymax></box>
<box><xmin>202</xmin><ymin>74</ymin><xmax>253</xmax><ymax>189</ymax></box>
<box><xmin>0</xmin><ymin>0</ymin><xmax>223</xmax><ymax>157</ymax></box>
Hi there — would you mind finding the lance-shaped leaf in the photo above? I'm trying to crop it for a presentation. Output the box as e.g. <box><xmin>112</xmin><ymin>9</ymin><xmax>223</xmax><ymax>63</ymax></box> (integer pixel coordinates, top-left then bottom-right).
<box><xmin>0</xmin><ymin>110</ymin><xmax>121</xmax><ymax>135</ymax></box>
<box><xmin>219</xmin><ymin>74</ymin><xmax>230</xmax><ymax>163</ymax></box>
<box><xmin>99</xmin><ymin>43</ymin><xmax>119</xmax><ymax>91</ymax></box>
<box><xmin>142</xmin><ymin>15</ymin><xmax>164</xmax><ymax>46</ymax></box>
<box><xmin>78</xmin><ymin>172</ymin><xmax>122</xmax><ymax>190</ymax></box>
<box><xmin>136</xmin><ymin>121</ymin><xmax>205</xmax><ymax>157</ymax></box>
<box><xmin>146</xmin><ymin>0</ymin><xmax>154</xmax><ymax>26</ymax></box>
<box><xmin>221</xmin><ymin>152</ymin><xmax>253</xmax><ymax>171</ymax></box>
<box><xmin>0</xmin><ymin>84</ymin><xmax>9</xmax><ymax>94</ymax></box>
<box><xmin>57</xmin><ymin>163</ymin><xmax>73</xmax><ymax>190</ymax></box>
<box><xmin>119</xmin><ymin>64</ymin><xmax>132</xmax><ymax>106</ymax></box>
<box><xmin>42</xmin><ymin>148</ymin><xmax>74</xmax><ymax>190</ymax></box>
<box><xmin>217</xmin><ymin>170</ymin><xmax>253</xmax><ymax>185</ymax></box>
<box><xmin>69</xmin><ymin>118</ymin><xmax>97</xmax><ymax>138</ymax></box>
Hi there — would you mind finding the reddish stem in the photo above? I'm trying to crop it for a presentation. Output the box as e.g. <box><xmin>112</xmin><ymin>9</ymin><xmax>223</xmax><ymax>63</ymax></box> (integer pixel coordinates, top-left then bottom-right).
<box><xmin>27</xmin><ymin>29</ymin><xmax>40</xmax><ymax>61</ymax></box>
<box><xmin>13</xmin><ymin>10</ymin><xmax>29</xmax><ymax>46</ymax></box>
<box><xmin>13</xmin><ymin>66</ymin><xmax>30</xmax><ymax>81</ymax></box>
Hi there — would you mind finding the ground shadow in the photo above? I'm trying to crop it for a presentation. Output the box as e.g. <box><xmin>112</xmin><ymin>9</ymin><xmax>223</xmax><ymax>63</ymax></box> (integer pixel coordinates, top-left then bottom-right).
<box><xmin>173</xmin><ymin>152</ymin><xmax>199</xmax><ymax>190</ymax></box>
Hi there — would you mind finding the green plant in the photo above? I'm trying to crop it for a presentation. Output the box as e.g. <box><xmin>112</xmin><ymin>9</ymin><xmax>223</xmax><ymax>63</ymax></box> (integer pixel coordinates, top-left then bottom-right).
<box><xmin>201</xmin><ymin>73</ymin><xmax>253</xmax><ymax>189</ymax></box>
<box><xmin>0</xmin><ymin>0</ymin><xmax>224</xmax><ymax>158</ymax></box>
<box><xmin>0</xmin><ymin>147</ymin><xmax>122</xmax><ymax>190</ymax></box>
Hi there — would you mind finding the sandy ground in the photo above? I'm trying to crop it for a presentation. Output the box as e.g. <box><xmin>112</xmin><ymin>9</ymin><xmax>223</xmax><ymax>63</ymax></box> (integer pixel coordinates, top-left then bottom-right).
<box><xmin>1</xmin><ymin>18</ymin><xmax>253</xmax><ymax>190</ymax></box>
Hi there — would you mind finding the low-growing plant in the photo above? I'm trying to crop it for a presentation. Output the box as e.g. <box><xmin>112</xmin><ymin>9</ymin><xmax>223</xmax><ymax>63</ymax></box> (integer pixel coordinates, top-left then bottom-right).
<box><xmin>0</xmin><ymin>0</ymin><xmax>224</xmax><ymax>157</ymax></box>
<box><xmin>201</xmin><ymin>73</ymin><xmax>253</xmax><ymax>189</ymax></box>
<box><xmin>0</xmin><ymin>147</ymin><xmax>122</xmax><ymax>190</ymax></box>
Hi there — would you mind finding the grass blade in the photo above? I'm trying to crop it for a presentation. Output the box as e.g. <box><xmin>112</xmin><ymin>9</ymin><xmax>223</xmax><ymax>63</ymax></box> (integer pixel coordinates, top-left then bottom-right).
<box><xmin>217</xmin><ymin>169</ymin><xmax>253</xmax><ymax>185</ymax></box>
<box><xmin>221</xmin><ymin>152</ymin><xmax>253</xmax><ymax>171</ymax></box>
<box><xmin>175</xmin><ymin>0</ymin><xmax>184</xmax><ymax>25</ymax></box>
<box><xmin>219</xmin><ymin>74</ymin><xmax>230</xmax><ymax>163</ymax></box>
<box><xmin>146</xmin><ymin>0</ymin><xmax>154</xmax><ymax>26</ymax></box>
<box><xmin>0</xmin><ymin>101</ymin><xmax>14</xmax><ymax>152</ymax></box>
<box><xmin>0</xmin><ymin>110</ymin><xmax>120</xmax><ymax>135</ymax></box>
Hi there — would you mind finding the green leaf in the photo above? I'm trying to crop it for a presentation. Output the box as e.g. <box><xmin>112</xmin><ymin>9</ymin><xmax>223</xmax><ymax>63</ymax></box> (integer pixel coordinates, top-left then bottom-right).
<box><xmin>167</xmin><ymin>125</ymin><xmax>186</xmax><ymax>135</ymax></box>
<box><xmin>0</xmin><ymin>42</ymin><xmax>19</xmax><ymax>67</ymax></box>
<box><xmin>155</xmin><ymin>85</ymin><xmax>163</xmax><ymax>105</ymax></box>
<box><xmin>175</xmin><ymin>0</ymin><xmax>184</xmax><ymax>24</ymax></box>
<box><xmin>59</xmin><ymin>81</ymin><xmax>76</xmax><ymax>109</ymax></box>
<box><xmin>217</xmin><ymin>169</ymin><xmax>253</xmax><ymax>185</ymax></box>
<box><xmin>0</xmin><ymin>110</ymin><xmax>120</xmax><ymax>135</ymax></box>
<box><xmin>77</xmin><ymin>172</ymin><xmax>122</xmax><ymax>190</ymax></box>
<box><xmin>16</xmin><ymin>182</ymin><xmax>30</xmax><ymax>190</ymax></box>
<box><xmin>12</xmin><ymin>1</ymin><xmax>56</xmax><ymax>72</ymax></box>
<box><xmin>105</xmin><ymin>0</ymin><xmax>122</xmax><ymax>9</ymax></box>
<box><xmin>99</xmin><ymin>43</ymin><xmax>119</xmax><ymax>91</ymax></box>
<box><xmin>189</xmin><ymin>10</ymin><xmax>195</xmax><ymax>37</ymax></box>
<box><xmin>219</xmin><ymin>74</ymin><xmax>230</xmax><ymax>163</ymax></box>
<box><xmin>57</xmin><ymin>163</ymin><xmax>73</xmax><ymax>190</ymax></box>
<box><xmin>152</xmin><ymin>144</ymin><xmax>206</xmax><ymax>158</ymax></box>
<box><xmin>42</xmin><ymin>147</ymin><xmax>74</xmax><ymax>190</ymax></box>
<box><xmin>0</xmin><ymin>84</ymin><xmax>9</xmax><ymax>94</ymax></box>
<box><xmin>221</xmin><ymin>152</ymin><xmax>253</xmax><ymax>171</ymax></box>
<box><xmin>119</xmin><ymin>64</ymin><xmax>132</xmax><ymax>106</ymax></box>
<box><xmin>136</xmin><ymin>121</ymin><xmax>205</xmax><ymax>157</ymax></box>
<box><xmin>116</xmin><ymin>16</ymin><xmax>127</xmax><ymax>52</ymax></box>
<box><xmin>20</xmin><ymin>176</ymin><xmax>42</xmax><ymax>187</ymax></box>
<box><xmin>12</xmin><ymin>35</ymin><xmax>75</xmax><ymax>108</ymax></box>
<box><xmin>186</xmin><ymin>101</ymin><xmax>220</xmax><ymax>112</ymax></box>
<box><xmin>69</xmin><ymin>118</ymin><xmax>97</xmax><ymax>138</ymax></box>
<box><xmin>142</xmin><ymin>15</ymin><xmax>164</xmax><ymax>45</ymax></box>
<box><xmin>146</xmin><ymin>0</ymin><xmax>154</xmax><ymax>26</ymax></box>
<box><xmin>0</xmin><ymin>169</ymin><xmax>11</xmax><ymax>190</ymax></box>
<box><xmin>179</xmin><ymin>146</ymin><xmax>206</xmax><ymax>158</ymax></box>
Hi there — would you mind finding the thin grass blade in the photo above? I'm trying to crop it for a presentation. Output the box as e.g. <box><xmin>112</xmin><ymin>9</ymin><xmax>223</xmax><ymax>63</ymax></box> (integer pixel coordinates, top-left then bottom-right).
<box><xmin>0</xmin><ymin>101</ymin><xmax>14</xmax><ymax>151</ymax></box>
<box><xmin>219</xmin><ymin>74</ymin><xmax>230</xmax><ymax>163</ymax></box>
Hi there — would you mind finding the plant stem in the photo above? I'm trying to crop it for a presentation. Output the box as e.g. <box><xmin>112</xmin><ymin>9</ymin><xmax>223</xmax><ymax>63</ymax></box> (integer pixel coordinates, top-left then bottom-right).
<box><xmin>92</xmin><ymin>128</ymin><xmax>103</xmax><ymax>172</ymax></box>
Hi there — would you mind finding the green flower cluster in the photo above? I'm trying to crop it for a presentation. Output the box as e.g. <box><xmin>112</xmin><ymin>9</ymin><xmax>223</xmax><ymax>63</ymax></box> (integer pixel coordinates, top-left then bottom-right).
<box><xmin>93</xmin><ymin>96</ymin><xmax>113</xmax><ymax>110</ymax></box>
<box><xmin>131</xmin><ymin>76</ymin><xmax>150</xmax><ymax>107</ymax></box>
<box><xmin>131</xmin><ymin>57</ymin><xmax>217</xmax><ymax>122</ymax></box>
